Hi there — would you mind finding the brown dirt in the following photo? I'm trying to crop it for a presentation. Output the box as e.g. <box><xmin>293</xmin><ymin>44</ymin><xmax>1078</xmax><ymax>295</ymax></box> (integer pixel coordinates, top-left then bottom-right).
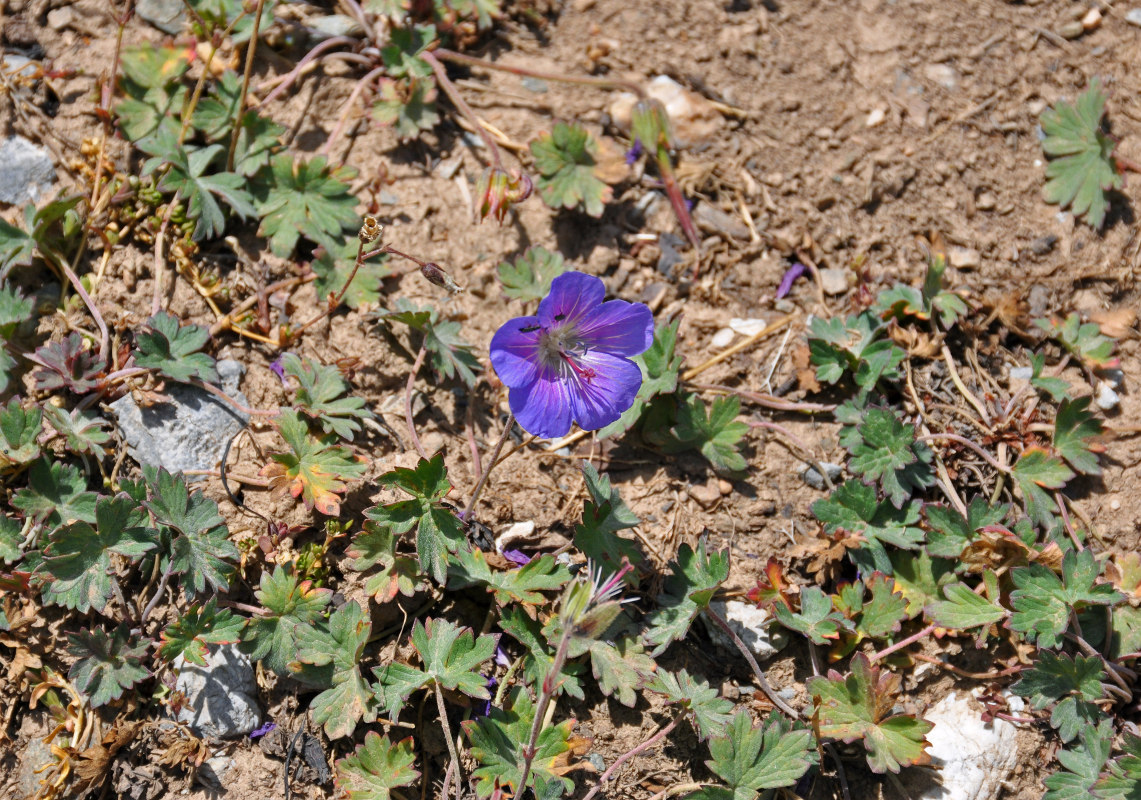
<box><xmin>3</xmin><ymin>0</ymin><xmax>1141</xmax><ymax>798</ymax></box>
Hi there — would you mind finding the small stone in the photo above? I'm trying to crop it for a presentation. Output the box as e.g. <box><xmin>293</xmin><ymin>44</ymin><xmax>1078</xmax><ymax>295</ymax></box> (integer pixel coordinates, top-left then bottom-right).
<box><xmin>307</xmin><ymin>14</ymin><xmax>364</xmax><ymax>39</ymax></box>
<box><xmin>1029</xmin><ymin>234</ymin><xmax>1057</xmax><ymax>256</ymax></box>
<box><xmin>1111</xmin><ymin>497</ymin><xmax>1122</xmax><ymax>511</ymax></box>
<box><xmin>1127</xmin><ymin>8</ymin><xmax>1141</xmax><ymax>27</ymax></box>
<box><xmin>721</xmin><ymin>681</ymin><xmax>741</xmax><ymax>701</ymax></box>
<box><xmin>693</xmin><ymin>202</ymin><xmax>751</xmax><ymax>241</ymax></box>
<box><xmin>47</xmin><ymin>7</ymin><xmax>75</xmax><ymax>30</ymax></box>
<box><xmin>587</xmin><ymin>752</ymin><xmax>606</xmax><ymax>772</ymax></box>
<box><xmin>495</xmin><ymin>520</ymin><xmax>536</xmax><ymax>552</ymax></box>
<box><xmin>198</xmin><ymin>756</ymin><xmax>236</xmax><ymax>789</ymax></box>
<box><xmin>1027</xmin><ymin>98</ymin><xmax>1048</xmax><ymax>116</ymax></box>
<box><xmin>607</xmin><ymin>76</ymin><xmax>721</xmax><ymax>147</ymax></box>
<box><xmin>701</xmin><ymin>601</ymin><xmax>789</xmax><ymax>661</ymax></box>
<box><xmin>1058</xmin><ymin>20</ymin><xmax>1085</xmax><ymax>39</ymax></box>
<box><xmin>1096</xmin><ymin>381</ymin><xmax>1120</xmax><ymax>411</ymax></box>
<box><xmin>639</xmin><ymin>282</ymin><xmax>669</xmax><ymax>312</ymax></box>
<box><xmin>1104</xmin><ymin>368</ymin><xmax>1125</xmax><ymax>390</ymax></box>
<box><xmin>948</xmin><ymin>246</ymin><xmax>981</xmax><ymax>269</ymax></box>
<box><xmin>688</xmin><ymin>480</ymin><xmax>723</xmax><ymax>508</ymax></box>
<box><xmin>433</xmin><ymin>155</ymin><xmax>463</xmax><ymax>180</ymax></box>
<box><xmin>718</xmin><ymin>479</ymin><xmax>733</xmax><ymax>496</ymax></box>
<box><xmin>729</xmin><ymin>318</ymin><xmax>768</xmax><ymax>336</ymax></box>
<box><xmin>656</xmin><ymin>232</ymin><xmax>686</xmax><ymax>275</ymax></box>
<box><xmin>763</xmin><ymin>172</ymin><xmax>784</xmax><ymax>187</ymax></box>
<box><xmin>136</xmin><ymin>0</ymin><xmax>185</xmax><ymax>34</ymax></box>
<box><xmin>1082</xmin><ymin>7</ymin><xmax>1102</xmax><ymax>29</ymax></box>
<box><xmin>866</xmin><ymin>107</ymin><xmax>887</xmax><ymax>127</ymax></box>
<box><xmin>814</xmin><ymin>126</ymin><xmax>834</xmax><ymax>140</ymax></box>
<box><xmin>924</xmin><ymin>63</ymin><xmax>959</xmax><ymax>91</ymax></box>
<box><xmin>109</xmin><ymin>360</ymin><xmax>249</xmax><ymax>476</ymax></box>
<box><xmin>18</xmin><ymin>736</ymin><xmax>55</xmax><ymax>797</ymax></box>
<box><xmin>711</xmin><ymin>328</ymin><xmax>735</xmax><ymax>349</ymax></box>
<box><xmin>900</xmin><ymin>692</ymin><xmax>1018</xmax><ymax>800</ymax></box>
<box><xmin>0</xmin><ymin>136</ymin><xmax>56</xmax><ymax>206</ymax></box>
<box><xmin>1008</xmin><ymin>366</ymin><xmax>1033</xmax><ymax>382</ymax></box>
<box><xmin>976</xmin><ymin>192</ymin><xmax>996</xmax><ymax>211</ymax></box>
<box><xmin>818</xmin><ymin>268</ymin><xmax>849</xmax><ymax>296</ymax></box>
<box><xmin>174</xmin><ymin>644</ymin><xmax>262</xmax><ymax>739</ymax></box>
<box><xmin>521</xmin><ymin>77</ymin><xmax>548</xmax><ymax>93</ymax></box>
<box><xmin>800</xmin><ymin>462</ymin><xmax>843</xmax><ymax>490</ymax></box>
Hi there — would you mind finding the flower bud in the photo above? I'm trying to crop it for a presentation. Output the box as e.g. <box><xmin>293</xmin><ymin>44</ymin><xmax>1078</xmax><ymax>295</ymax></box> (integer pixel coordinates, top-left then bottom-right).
<box><xmin>420</xmin><ymin>262</ymin><xmax>463</xmax><ymax>294</ymax></box>
<box><xmin>475</xmin><ymin>167</ymin><xmax>533</xmax><ymax>225</ymax></box>
<box><xmin>631</xmin><ymin>98</ymin><xmax>672</xmax><ymax>153</ymax></box>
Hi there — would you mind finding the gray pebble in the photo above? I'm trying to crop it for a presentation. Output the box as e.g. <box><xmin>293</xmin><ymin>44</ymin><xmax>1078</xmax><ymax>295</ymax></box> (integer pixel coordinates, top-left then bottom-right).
<box><xmin>1128</xmin><ymin>9</ymin><xmax>1141</xmax><ymax>26</ymax></box>
<box><xmin>136</xmin><ymin>0</ymin><xmax>184</xmax><ymax>34</ymax></box>
<box><xmin>0</xmin><ymin>136</ymin><xmax>56</xmax><ymax>206</ymax></box>
<box><xmin>801</xmin><ymin>462</ymin><xmax>843</xmax><ymax>490</ymax></box>
<box><xmin>174</xmin><ymin>644</ymin><xmax>262</xmax><ymax>739</ymax></box>
<box><xmin>818</xmin><ymin>268</ymin><xmax>849</xmax><ymax>296</ymax></box>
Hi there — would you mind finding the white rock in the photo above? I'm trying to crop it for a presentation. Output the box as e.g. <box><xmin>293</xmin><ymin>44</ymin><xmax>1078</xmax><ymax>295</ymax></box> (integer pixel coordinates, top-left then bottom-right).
<box><xmin>1096</xmin><ymin>381</ymin><xmax>1120</xmax><ymax>411</ymax></box>
<box><xmin>818</xmin><ymin>268</ymin><xmax>849</xmax><ymax>296</ymax></box>
<box><xmin>702</xmin><ymin>600</ymin><xmax>788</xmax><ymax>661</ymax></box>
<box><xmin>1082</xmin><ymin>7</ymin><xmax>1102</xmax><ymax>29</ymax></box>
<box><xmin>608</xmin><ymin>76</ymin><xmax>721</xmax><ymax>147</ymax></box>
<box><xmin>1128</xmin><ymin>8</ymin><xmax>1141</xmax><ymax>27</ymax></box>
<box><xmin>901</xmin><ymin>692</ymin><xmax>1018</xmax><ymax>800</ymax></box>
<box><xmin>1008</xmin><ymin>366</ymin><xmax>1033</xmax><ymax>381</ymax></box>
<box><xmin>729</xmin><ymin>318</ymin><xmax>768</xmax><ymax>336</ymax></box>
<box><xmin>711</xmin><ymin>328</ymin><xmax>735</xmax><ymax>349</ymax></box>
<box><xmin>174</xmin><ymin>644</ymin><xmax>262</xmax><ymax>739</ymax></box>
<box><xmin>866</xmin><ymin>107</ymin><xmax>887</xmax><ymax>127</ymax></box>
<box><xmin>948</xmin><ymin>246</ymin><xmax>981</xmax><ymax>269</ymax></box>
<box><xmin>925</xmin><ymin>64</ymin><xmax>959</xmax><ymax>91</ymax></box>
<box><xmin>496</xmin><ymin>521</ymin><xmax>536</xmax><ymax>552</ymax></box>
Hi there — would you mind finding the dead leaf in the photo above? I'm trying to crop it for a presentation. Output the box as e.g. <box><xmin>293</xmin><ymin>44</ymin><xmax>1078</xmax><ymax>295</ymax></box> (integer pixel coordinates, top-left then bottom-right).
<box><xmin>592</xmin><ymin>136</ymin><xmax>630</xmax><ymax>185</ymax></box>
<box><xmin>73</xmin><ymin>720</ymin><xmax>144</xmax><ymax>790</ymax></box>
<box><xmin>1090</xmin><ymin>308</ymin><xmax>1137</xmax><ymax>339</ymax></box>
<box><xmin>549</xmin><ymin>732</ymin><xmax>593</xmax><ymax>777</ymax></box>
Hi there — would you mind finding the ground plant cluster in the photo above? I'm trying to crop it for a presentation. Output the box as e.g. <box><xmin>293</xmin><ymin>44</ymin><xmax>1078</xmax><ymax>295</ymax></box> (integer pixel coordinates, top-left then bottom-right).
<box><xmin>2</xmin><ymin>1</ymin><xmax>1141</xmax><ymax>799</ymax></box>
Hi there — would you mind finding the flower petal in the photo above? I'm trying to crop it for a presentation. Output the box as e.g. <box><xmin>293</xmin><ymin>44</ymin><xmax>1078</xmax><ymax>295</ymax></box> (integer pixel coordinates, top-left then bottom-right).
<box><xmin>509</xmin><ymin>379</ymin><xmax>574</xmax><ymax>439</ymax></box>
<box><xmin>490</xmin><ymin>315</ymin><xmax>543</xmax><ymax>388</ymax></box>
<box><xmin>538</xmin><ymin>271</ymin><xmax>606</xmax><ymax>329</ymax></box>
<box><xmin>567</xmin><ymin>351</ymin><xmax>644</xmax><ymax>432</ymax></box>
<box><xmin>576</xmin><ymin>299</ymin><xmax>654</xmax><ymax>357</ymax></box>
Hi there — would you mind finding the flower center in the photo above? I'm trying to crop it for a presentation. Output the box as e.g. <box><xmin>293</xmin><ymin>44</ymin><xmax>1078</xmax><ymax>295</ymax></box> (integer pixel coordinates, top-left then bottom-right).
<box><xmin>538</xmin><ymin>326</ymin><xmax>596</xmax><ymax>384</ymax></box>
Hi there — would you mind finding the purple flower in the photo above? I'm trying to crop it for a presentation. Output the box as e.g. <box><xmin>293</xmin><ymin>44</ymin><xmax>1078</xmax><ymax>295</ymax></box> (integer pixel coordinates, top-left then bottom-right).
<box><xmin>490</xmin><ymin>272</ymin><xmax>654</xmax><ymax>439</ymax></box>
<box><xmin>776</xmin><ymin>263</ymin><xmax>808</xmax><ymax>299</ymax></box>
<box><xmin>502</xmin><ymin>548</ymin><xmax>532</xmax><ymax>566</ymax></box>
<box><xmin>268</xmin><ymin>354</ymin><xmax>288</xmax><ymax>386</ymax></box>
<box><xmin>625</xmin><ymin>139</ymin><xmax>644</xmax><ymax>165</ymax></box>
<box><xmin>250</xmin><ymin>721</ymin><xmax>276</xmax><ymax>739</ymax></box>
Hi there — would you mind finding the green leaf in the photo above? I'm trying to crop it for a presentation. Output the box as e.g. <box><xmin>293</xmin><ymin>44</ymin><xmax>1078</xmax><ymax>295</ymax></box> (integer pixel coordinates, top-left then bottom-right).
<box><xmin>845</xmin><ymin>407</ymin><xmax>934</xmax><ymax>508</ymax></box>
<box><xmin>812</xmin><ymin>481</ymin><xmax>924</xmax><ymax>574</ymax></box>
<box><xmin>241</xmin><ymin>564</ymin><xmax>332</xmax><ymax>675</ymax></box>
<box><xmin>116</xmin><ymin>86</ymin><xmax>184</xmax><ymax>143</ymax></box>
<box><xmin>1030</xmin><ymin>353</ymin><xmax>1071</xmax><ymax>402</ymax></box>
<box><xmin>448</xmin><ymin>549</ymin><xmax>571</xmax><ymax>605</ymax></box>
<box><xmin>573</xmin><ymin>462</ymin><xmax>642</xmax><ymax>575</ymax></box>
<box><xmin>1010</xmin><ymin>548</ymin><xmax>1123</xmax><ymax>648</ymax></box>
<box><xmin>1054</xmin><ymin>396</ymin><xmax>1103</xmax><ymax>476</ymax></box>
<box><xmin>645</xmin><ymin>393</ymin><xmax>748</xmax><ymax>475</ymax></box>
<box><xmin>587</xmin><ymin>633</ymin><xmax>656</xmax><ymax>708</ymax></box>
<box><xmin>283</xmin><ymin>353</ymin><xmax>372</xmax><ymax>440</ymax></box>
<box><xmin>187</xmin><ymin>0</ymin><xmax>277</xmax><ymax>42</ymax></box>
<box><xmin>924</xmin><ymin>497</ymin><xmax>1009</xmax><ymax>559</ymax></box>
<box><xmin>1013</xmin><ymin>650</ymin><xmax>1105</xmax><ymax>709</ymax></box>
<box><xmin>1094</xmin><ymin>733</ymin><xmax>1141</xmax><ymax>800</ymax></box>
<box><xmin>1045</xmin><ymin>720</ymin><xmax>1113</xmax><ymax>800</ymax></box>
<box><xmin>383</xmin><ymin>299</ymin><xmax>481</xmax><ymax>387</ymax></box>
<box><xmin>530</xmin><ymin>122</ymin><xmax>612</xmax><ymax>217</ymax></box>
<box><xmin>135</xmin><ymin>311</ymin><xmax>219</xmax><ymax>383</ymax></box>
<box><xmin>119</xmin><ymin>43</ymin><xmax>190</xmax><ymax>89</ymax></box>
<box><xmin>855</xmin><ymin>573</ymin><xmax>910</xmax><ymax>640</ymax></box>
<box><xmin>463</xmin><ymin>686</ymin><xmax>575</xmax><ymax>799</ymax></box>
<box><xmin>1040</xmin><ymin>78</ymin><xmax>1122</xmax><ymax>229</ymax></box>
<box><xmin>1035</xmin><ymin>313</ymin><xmax>1118</xmax><ymax>369</ymax></box>
<box><xmin>373</xmin><ymin>662</ymin><xmax>432</xmax><ymax>719</ymax></box>
<box><xmin>335</xmin><ymin>733</ymin><xmax>419</xmax><ymax>800</ymax></box>
<box><xmin>497</xmin><ymin>606</ymin><xmax>585</xmax><ymax>702</ymax></box>
<box><xmin>0</xmin><ymin>284</ymin><xmax>33</xmax><ymax>339</ymax></box>
<box><xmin>231</xmin><ymin>111</ymin><xmax>286</xmax><ymax>177</ymax></box>
<box><xmin>808</xmin><ymin>653</ymin><xmax>933</xmax><ymax>774</ymax></box>
<box><xmin>0</xmin><ymin>216</ymin><xmax>36</xmax><ymax>278</ymax></box>
<box><xmin>346</xmin><ymin>520</ymin><xmax>420</xmax><ymax>604</ymax></box>
<box><xmin>413</xmin><ymin>617</ymin><xmax>498</xmax><ymax>697</ymax></box>
<box><xmin>644</xmin><ymin>541</ymin><xmax>730</xmax><ymax>656</ymax></box>
<box><xmin>688</xmin><ymin>712</ymin><xmax>816</xmax><ymax>800</ymax></box>
<box><xmin>293</xmin><ymin>601</ymin><xmax>377</xmax><ymax>739</ymax></box>
<box><xmin>43</xmin><ymin>405</ymin><xmax>111</xmax><ymax>456</ymax></box>
<box><xmin>1011</xmin><ymin>447</ymin><xmax>1075</xmax><ymax>530</ymax></box>
<box><xmin>158</xmin><ymin>597</ymin><xmax>245</xmax><ymax>666</ymax></box>
<box><xmin>190</xmin><ymin>70</ymin><xmax>242</xmax><ymax>140</ymax></box>
<box><xmin>146</xmin><ymin>468</ymin><xmax>238</xmax><ymax>597</ymax></box>
<box><xmin>890</xmin><ymin>549</ymin><xmax>955</xmax><ymax>617</ymax></box>
<box><xmin>67</xmin><ymin>622</ymin><xmax>150</xmax><ymax>707</ymax></box>
<box><xmin>773</xmin><ymin>586</ymin><xmax>852</xmax><ymax>645</ymax></box>
<box><xmin>598</xmin><ymin>319</ymin><xmax>682</xmax><ymax>440</ymax></box>
<box><xmin>926</xmin><ymin>580</ymin><xmax>1006</xmax><ymax>631</ymax></box>
<box><xmin>312</xmin><ymin>238</ymin><xmax>391</xmax><ymax>311</ymax></box>
<box><xmin>31</xmin><ymin>332</ymin><xmax>106</xmax><ymax>394</ymax></box>
<box><xmin>807</xmin><ymin>311</ymin><xmax>905</xmax><ymax>392</ymax></box>
<box><xmin>380</xmin><ymin>25</ymin><xmax>435</xmax><ymax>79</ymax></box>
<box><xmin>0</xmin><ymin>398</ymin><xmax>42</xmax><ymax>466</ymax></box>
<box><xmin>0</xmin><ymin>515</ymin><xmax>21</xmax><ymax>564</ymax></box>
<box><xmin>376</xmin><ymin>454</ymin><xmax>466</xmax><ymax>584</ymax></box>
<box><xmin>11</xmin><ymin>458</ymin><xmax>98</xmax><ymax>530</ymax></box>
<box><xmin>39</xmin><ymin>494</ymin><xmax>157</xmax><ymax>613</ymax></box>
<box><xmin>648</xmin><ymin>669</ymin><xmax>733</xmax><ymax>740</ymax></box>
<box><xmin>268</xmin><ymin>409</ymin><xmax>367</xmax><ymax>516</ymax></box>
<box><xmin>497</xmin><ymin>246</ymin><xmax>568</xmax><ymax>302</ymax></box>
<box><xmin>371</xmin><ymin>77</ymin><xmax>440</xmax><ymax>140</ymax></box>
<box><xmin>255</xmin><ymin>154</ymin><xmax>360</xmax><ymax>256</ymax></box>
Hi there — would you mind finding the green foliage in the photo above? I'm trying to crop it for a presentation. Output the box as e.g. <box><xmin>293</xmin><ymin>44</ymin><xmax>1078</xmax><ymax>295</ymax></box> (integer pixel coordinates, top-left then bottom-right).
<box><xmin>812</xmin><ymin>481</ymin><xmax>924</xmax><ymax>575</ymax></box>
<box><xmin>1046</xmin><ymin>720</ymin><xmax>1113</xmax><ymax>800</ymax></box>
<box><xmin>1030</xmin><ymin>353</ymin><xmax>1071</xmax><ymax>401</ymax></box>
<box><xmin>188</xmin><ymin>0</ymin><xmax>277</xmax><ymax>42</ymax></box>
<box><xmin>644</xmin><ymin>393</ymin><xmax>748</xmax><ymax>475</ymax></box>
<box><xmin>1011</xmin><ymin>448</ymin><xmax>1074</xmax><ymax>530</ymax></box>
<box><xmin>146</xmin><ymin>468</ymin><xmax>238</xmax><ymax>597</ymax></box>
<box><xmin>808</xmin><ymin>653</ymin><xmax>933</xmax><ymax>774</ymax></box>
<box><xmin>875</xmin><ymin>248</ymin><xmax>967</xmax><ymax>328</ymax></box>
<box><xmin>158</xmin><ymin>597</ymin><xmax>245</xmax><ymax>666</ymax></box>
<box><xmin>844</xmin><ymin>407</ymin><xmax>933</xmax><ymax>508</ymax></box>
<box><xmin>283</xmin><ymin>353</ymin><xmax>371</xmax><ymax>440</ymax></box>
<box><xmin>1094</xmin><ymin>733</ymin><xmax>1141</xmax><ymax>799</ymax></box>
<box><xmin>649</xmin><ymin>669</ymin><xmax>734</xmax><ymax>740</ymax></box>
<box><xmin>573</xmin><ymin>462</ymin><xmax>642</xmax><ymax>576</ymax></box>
<box><xmin>135</xmin><ymin>312</ymin><xmax>218</xmax><ymax>384</ymax></box>
<box><xmin>267</xmin><ymin>409</ymin><xmax>366</xmax><ymax>516</ymax></box>
<box><xmin>335</xmin><ymin>733</ymin><xmax>419</xmax><ymax>800</ymax></box>
<box><xmin>580</xmin><ymin>630</ymin><xmax>657</xmax><ymax>708</ymax></box>
<box><xmin>773</xmin><ymin>586</ymin><xmax>852</xmax><ymax>645</ymax></box>
<box><xmin>372</xmin><ymin>77</ymin><xmax>440</xmax><ymax>140</ymax></box>
<box><xmin>688</xmin><ymin>712</ymin><xmax>817</xmax><ymax>800</ymax></box>
<box><xmin>807</xmin><ymin>311</ymin><xmax>905</xmax><ymax>394</ymax></box>
<box><xmin>644</xmin><ymin>541</ymin><xmax>730</xmax><ymax>655</ymax></box>
<box><xmin>67</xmin><ymin>622</ymin><xmax>149</xmax><ymax>707</ymax></box>
<box><xmin>0</xmin><ymin>216</ymin><xmax>36</xmax><ymax>278</ymax></box>
<box><xmin>312</xmin><ymin>239</ymin><xmax>391</xmax><ymax>310</ymax></box>
<box><xmin>0</xmin><ymin>398</ymin><xmax>42</xmax><ymax>466</ymax></box>
<box><xmin>1054</xmin><ymin>396</ymin><xmax>1104</xmax><ymax>476</ymax></box>
<box><xmin>346</xmin><ymin>520</ymin><xmax>420</xmax><ymax>604</ymax></box>
<box><xmin>833</xmin><ymin>573</ymin><xmax>911</xmax><ymax>641</ymax></box>
<box><xmin>292</xmin><ymin>601</ymin><xmax>378</xmax><ymax>739</ymax></box>
<box><xmin>255</xmin><ymin>155</ymin><xmax>360</xmax><ymax>256</ymax></box>
<box><xmin>1010</xmin><ymin>548</ymin><xmax>1123</xmax><ymax>649</ymax></box>
<box><xmin>1014</xmin><ymin>650</ymin><xmax>1104</xmax><ymax>743</ymax></box>
<box><xmin>448</xmin><ymin>548</ymin><xmax>571</xmax><ymax>605</ymax></box>
<box><xmin>11</xmin><ymin>458</ymin><xmax>98</xmax><ymax>531</ymax></box>
<box><xmin>43</xmin><ymin>405</ymin><xmax>111</xmax><ymax>456</ymax></box>
<box><xmin>530</xmin><ymin>122</ymin><xmax>611</xmax><ymax>217</ymax></box>
<box><xmin>31</xmin><ymin>332</ymin><xmax>106</xmax><ymax>394</ymax></box>
<box><xmin>599</xmin><ymin>319</ymin><xmax>682</xmax><ymax>439</ymax></box>
<box><xmin>498</xmin><ymin>246</ymin><xmax>569</xmax><ymax>303</ymax></box>
<box><xmin>924</xmin><ymin>497</ymin><xmax>1009</xmax><ymax>559</ymax></box>
<box><xmin>373</xmin><ymin>454</ymin><xmax>465</xmax><ymax>585</ymax></box>
<box><xmin>1035</xmin><ymin>313</ymin><xmax>1118</xmax><ymax>369</ymax></box>
<box><xmin>241</xmin><ymin>565</ymin><xmax>332</xmax><ymax>675</ymax></box>
<box><xmin>0</xmin><ymin>515</ymin><xmax>21</xmax><ymax>564</ymax></box>
<box><xmin>498</xmin><ymin>606</ymin><xmax>586</xmax><ymax>701</ymax></box>
<box><xmin>382</xmin><ymin>300</ymin><xmax>481</xmax><ymax>388</ymax></box>
<box><xmin>1040</xmin><ymin>79</ymin><xmax>1122</xmax><ymax>229</ymax></box>
<box><xmin>463</xmin><ymin>686</ymin><xmax>575</xmax><ymax>799</ymax></box>
<box><xmin>926</xmin><ymin>578</ymin><xmax>1006</xmax><ymax>632</ymax></box>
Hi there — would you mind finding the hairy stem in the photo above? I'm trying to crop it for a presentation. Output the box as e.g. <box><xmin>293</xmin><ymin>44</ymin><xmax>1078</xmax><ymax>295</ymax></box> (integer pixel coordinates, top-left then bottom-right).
<box><xmin>516</xmin><ymin>626</ymin><xmax>572</xmax><ymax>797</ymax></box>
<box><xmin>868</xmin><ymin>623</ymin><xmax>937</xmax><ymax>662</ymax></box>
<box><xmin>434</xmin><ymin>48</ymin><xmax>644</xmax><ymax>97</ymax></box>
<box><xmin>704</xmin><ymin>605</ymin><xmax>798</xmax><ymax>717</ymax></box>
<box><xmin>227</xmin><ymin>0</ymin><xmax>267</xmax><ymax>172</ymax></box>
<box><xmin>581</xmin><ymin>712</ymin><xmax>685</xmax><ymax>800</ymax></box>
<box><xmin>405</xmin><ymin>342</ymin><xmax>429</xmax><ymax>460</ymax></box>
<box><xmin>433</xmin><ymin>683</ymin><xmax>464</xmax><ymax>800</ymax></box>
<box><xmin>461</xmin><ymin>412</ymin><xmax>516</xmax><ymax>520</ymax></box>
<box><xmin>259</xmin><ymin>37</ymin><xmax>357</xmax><ymax>104</ymax></box>
<box><xmin>139</xmin><ymin>560</ymin><xmax>176</xmax><ymax>625</ymax></box>
<box><xmin>421</xmin><ymin>50</ymin><xmax>504</xmax><ymax>170</ymax></box>
<box><xmin>59</xmin><ymin>261</ymin><xmax>109</xmax><ymax>363</ymax></box>
<box><xmin>291</xmin><ymin>239</ymin><xmax>366</xmax><ymax>338</ymax></box>
<box><xmin>917</xmin><ymin>433</ymin><xmax>1009</xmax><ymax>474</ymax></box>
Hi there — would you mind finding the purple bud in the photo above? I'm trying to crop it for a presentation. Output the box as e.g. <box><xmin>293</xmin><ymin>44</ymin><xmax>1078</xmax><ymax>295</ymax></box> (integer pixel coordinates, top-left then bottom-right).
<box><xmin>776</xmin><ymin>263</ymin><xmax>808</xmax><ymax>299</ymax></box>
<box><xmin>268</xmin><ymin>355</ymin><xmax>288</xmax><ymax>385</ymax></box>
<box><xmin>502</xmin><ymin>549</ymin><xmax>532</xmax><ymax>566</ymax></box>
<box><xmin>625</xmin><ymin>139</ymin><xmax>644</xmax><ymax>165</ymax></box>
<box><xmin>250</xmin><ymin>721</ymin><xmax>276</xmax><ymax>739</ymax></box>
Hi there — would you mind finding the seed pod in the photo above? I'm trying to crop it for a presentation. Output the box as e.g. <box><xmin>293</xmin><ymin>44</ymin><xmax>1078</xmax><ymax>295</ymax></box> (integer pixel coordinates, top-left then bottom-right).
<box><xmin>358</xmin><ymin>215</ymin><xmax>383</xmax><ymax>244</ymax></box>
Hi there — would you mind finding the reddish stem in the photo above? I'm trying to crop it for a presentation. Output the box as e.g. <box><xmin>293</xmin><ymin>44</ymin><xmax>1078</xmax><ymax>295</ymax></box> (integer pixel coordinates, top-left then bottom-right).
<box><xmin>868</xmin><ymin>623</ymin><xmax>937</xmax><ymax>662</ymax></box>
<box><xmin>405</xmin><ymin>342</ymin><xmax>429</xmax><ymax>460</ymax></box>
<box><xmin>580</xmin><ymin>712</ymin><xmax>685</xmax><ymax>800</ymax></box>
